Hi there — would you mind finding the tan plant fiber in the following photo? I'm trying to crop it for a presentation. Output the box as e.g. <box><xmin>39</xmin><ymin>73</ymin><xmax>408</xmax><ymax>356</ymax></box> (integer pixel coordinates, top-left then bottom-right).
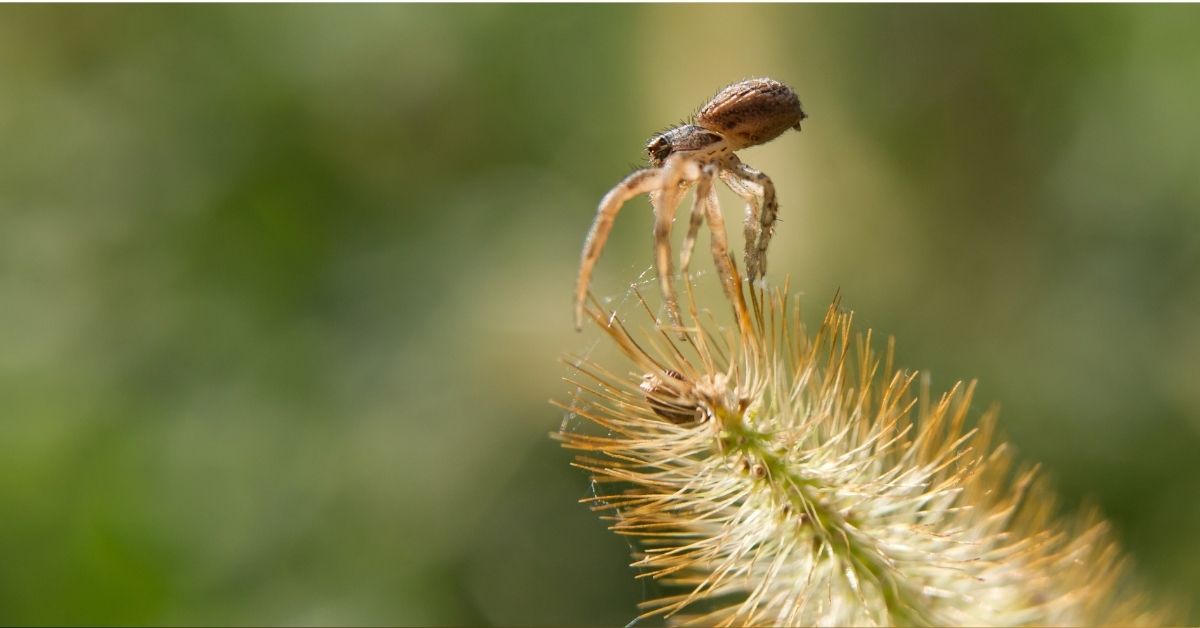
<box><xmin>555</xmin><ymin>274</ymin><xmax>1165</xmax><ymax>626</ymax></box>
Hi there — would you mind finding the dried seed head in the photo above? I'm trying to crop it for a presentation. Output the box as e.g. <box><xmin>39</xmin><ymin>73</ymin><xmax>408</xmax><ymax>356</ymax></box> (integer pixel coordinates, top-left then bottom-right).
<box><xmin>557</xmin><ymin>278</ymin><xmax>1169</xmax><ymax>626</ymax></box>
<box><xmin>696</xmin><ymin>77</ymin><xmax>807</xmax><ymax>150</ymax></box>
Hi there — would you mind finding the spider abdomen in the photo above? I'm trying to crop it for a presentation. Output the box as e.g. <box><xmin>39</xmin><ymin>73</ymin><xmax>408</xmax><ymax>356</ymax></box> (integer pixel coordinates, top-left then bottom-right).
<box><xmin>697</xmin><ymin>78</ymin><xmax>806</xmax><ymax>151</ymax></box>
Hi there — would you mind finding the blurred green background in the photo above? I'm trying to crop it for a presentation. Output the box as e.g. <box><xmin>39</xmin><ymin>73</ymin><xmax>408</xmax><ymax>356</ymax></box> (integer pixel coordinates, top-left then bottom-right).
<box><xmin>1</xmin><ymin>4</ymin><xmax>1198</xmax><ymax>625</ymax></box>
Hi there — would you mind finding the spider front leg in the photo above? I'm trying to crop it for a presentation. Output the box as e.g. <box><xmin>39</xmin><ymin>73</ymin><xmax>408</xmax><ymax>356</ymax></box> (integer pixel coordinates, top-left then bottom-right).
<box><xmin>679</xmin><ymin>163</ymin><xmax>716</xmax><ymax>275</ymax></box>
<box><xmin>651</xmin><ymin>155</ymin><xmax>700</xmax><ymax>329</ymax></box>
<box><xmin>700</xmin><ymin>176</ymin><xmax>740</xmax><ymax>305</ymax></box>
<box><xmin>575</xmin><ymin>168</ymin><xmax>664</xmax><ymax>330</ymax></box>
<box><xmin>722</xmin><ymin>156</ymin><xmax>779</xmax><ymax>282</ymax></box>
<box><xmin>677</xmin><ymin>163</ymin><xmax>746</xmax><ymax>326</ymax></box>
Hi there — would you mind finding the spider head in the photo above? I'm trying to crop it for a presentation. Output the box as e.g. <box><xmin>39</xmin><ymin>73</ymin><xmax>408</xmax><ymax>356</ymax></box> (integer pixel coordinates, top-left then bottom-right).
<box><xmin>645</xmin><ymin>124</ymin><xmax>725</xmax><ymax>168</ymax></box>
<box><xmin>645</xmin><ymin>134</ymin><xmax>674</xmax><ymax>168</ymax></box>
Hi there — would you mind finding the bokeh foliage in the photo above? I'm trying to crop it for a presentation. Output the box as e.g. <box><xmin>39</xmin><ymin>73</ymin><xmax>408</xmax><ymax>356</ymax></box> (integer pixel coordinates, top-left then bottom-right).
<box><xmin>0</xmin><ymin>5</ymin><xmax>1197</xmax><ymax>625</ymax></box>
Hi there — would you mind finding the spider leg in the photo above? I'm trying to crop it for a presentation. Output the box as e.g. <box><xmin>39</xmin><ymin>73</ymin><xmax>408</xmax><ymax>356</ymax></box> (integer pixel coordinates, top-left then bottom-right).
<box><xmin>679</xmin><ymin>163</ymin><xmax>717</xmax><ymax>274</ymax></box>
<box><xmin>721</xmin><ymin>156</ymin><xmax>778</xmax><ymax>282</ymax></box>
<box><xmin>700</xmin><ymin>174</ymin><xmax>739</xmax><ymax>307</ymax></box>
<box><xmin>652</xmin><ymin>156</ymin><xmax>699</xmax><ymax>328</ymax></box>
<box><xmin>717</xmin><ymin>165</ymin><xmax>762</xmax><ymax>280</ymax></box>
<box><xmin>575</xmin><ymin>167</ymin><xmax>663</xmax><ymax>330</ymax></box>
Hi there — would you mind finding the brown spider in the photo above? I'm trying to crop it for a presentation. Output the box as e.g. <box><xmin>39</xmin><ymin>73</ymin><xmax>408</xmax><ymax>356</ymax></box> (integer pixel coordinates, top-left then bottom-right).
<box><xmin>574</xmin><ymin>77</ymin><xmax>807</xmax><ymax>330</ymax></box>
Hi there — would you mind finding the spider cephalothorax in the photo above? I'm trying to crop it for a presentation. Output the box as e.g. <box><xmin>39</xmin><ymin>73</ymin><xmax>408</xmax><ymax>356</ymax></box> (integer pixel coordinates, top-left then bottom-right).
<box><xmin>645</xmin><ymin>125</ymin><xmax>724</xmax><ymax>168</ymax></box>
<box><xmin>575</xmin><ymin>77</ymin><xmax>807</xmax><ymax>330</ymax></box>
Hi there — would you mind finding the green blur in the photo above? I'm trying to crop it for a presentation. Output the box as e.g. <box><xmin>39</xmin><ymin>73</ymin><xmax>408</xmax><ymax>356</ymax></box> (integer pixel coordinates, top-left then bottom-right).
<box><xmin>0</xmin><ymin>5</ymin><xmax>1197</xmax><ymax>625</ymax></box>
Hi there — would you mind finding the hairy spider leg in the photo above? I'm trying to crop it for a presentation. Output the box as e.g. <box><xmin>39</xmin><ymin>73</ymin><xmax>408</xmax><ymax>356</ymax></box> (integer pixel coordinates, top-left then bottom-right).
<box><xmin>723</xmin><ymin>156</ymin><xmax>779</xmax><ymax>282</ymax></box>
<box><xmin>676</xmin><ymin>167</ymin><xmax>751</xmax><ymax>337</ymax></box>
<box><xmin>701</xmin><ymin>176</ymin><xmax>742</xmax><ymax>314</ymax></box>
<box><xmin>679</xmin><ymin>164</ymin><xmax>717</xmax><ymax>274</ymax></box>
<box><xmin>718</xmin><ymin>165</ymin><xmax>763</xmax><ymax>281</ymax></box>
<box><xmin>575</xmin><ymin>168</ymin><xmax>664</xmax><ymax>330</ymax></box>
<box><xmin>651</xmin><ymin>155</ymin><xmax>700</xmax><ymax>329</ymax></box>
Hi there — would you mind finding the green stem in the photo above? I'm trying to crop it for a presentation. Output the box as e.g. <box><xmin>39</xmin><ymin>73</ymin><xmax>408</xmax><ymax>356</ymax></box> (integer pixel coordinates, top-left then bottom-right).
<box><xmin>718</xmin><ymin>408</ymin><xmax>932</xmax><ymax>626</ymax></box>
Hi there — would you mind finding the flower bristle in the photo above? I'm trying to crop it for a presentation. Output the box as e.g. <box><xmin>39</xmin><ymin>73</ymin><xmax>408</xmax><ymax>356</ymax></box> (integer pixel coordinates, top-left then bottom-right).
<box><xmin>554</xmin><ymin>277</ymin><xmax>1166</xmax><ymax>626</ymax></box>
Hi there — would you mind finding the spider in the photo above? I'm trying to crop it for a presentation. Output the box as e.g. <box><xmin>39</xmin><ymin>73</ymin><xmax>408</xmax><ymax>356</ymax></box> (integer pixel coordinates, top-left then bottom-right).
<box><xmin>574</xmin><ymin>77</ymin><xmax>807</xmax><ymax>330</ymax></box>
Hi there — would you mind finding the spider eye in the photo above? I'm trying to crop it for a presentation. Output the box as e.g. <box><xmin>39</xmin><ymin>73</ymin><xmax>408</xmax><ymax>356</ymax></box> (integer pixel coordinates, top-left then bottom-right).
<box><xmin>646</xmin><ymin>136</ymin><xmax>672</xmax><ymax>166</ymax></box>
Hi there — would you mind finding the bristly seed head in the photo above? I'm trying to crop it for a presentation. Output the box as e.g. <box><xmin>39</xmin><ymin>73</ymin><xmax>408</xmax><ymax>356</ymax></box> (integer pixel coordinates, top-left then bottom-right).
<box><xmin>556</xmin><ymin>278</ymin><xmax>1168</xmax><ymax>626</ymax></box>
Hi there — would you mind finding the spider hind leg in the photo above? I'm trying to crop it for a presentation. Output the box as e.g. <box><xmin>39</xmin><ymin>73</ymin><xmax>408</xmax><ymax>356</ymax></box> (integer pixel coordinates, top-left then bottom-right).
<box><xmin>721</xmin><ymin>157</ymin><xmax>779</xmax><ymax>283</ymax></box>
